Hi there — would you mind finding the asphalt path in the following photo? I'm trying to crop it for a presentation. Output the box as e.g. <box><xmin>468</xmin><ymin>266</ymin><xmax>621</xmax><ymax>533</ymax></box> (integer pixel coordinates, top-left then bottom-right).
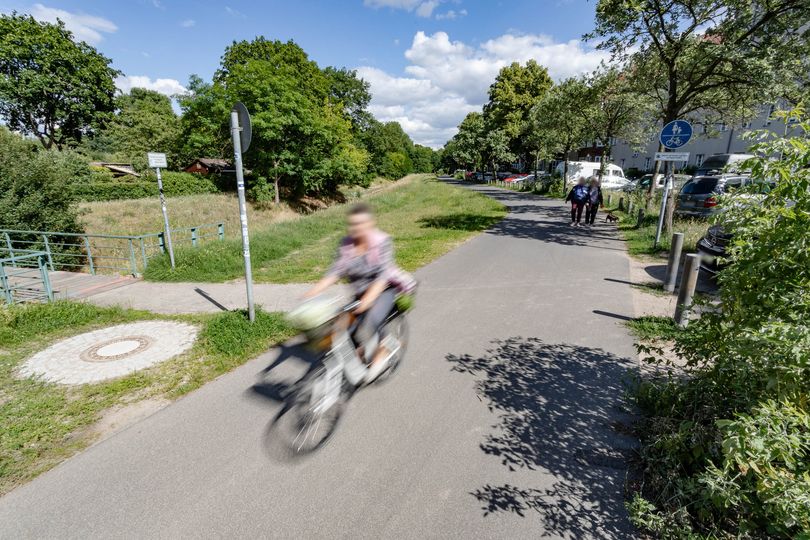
<box><xmin>0</xmin><ymin>182</ymin><xmax>639</xmax><ymax>539</ymax></box>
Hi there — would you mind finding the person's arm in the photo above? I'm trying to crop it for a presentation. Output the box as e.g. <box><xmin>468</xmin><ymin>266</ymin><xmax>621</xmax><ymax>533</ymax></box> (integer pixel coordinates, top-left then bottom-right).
<box><xmin>564</xmin><ymin>188</ymin><xmax>572</xmax><ymax>202</ymax></box>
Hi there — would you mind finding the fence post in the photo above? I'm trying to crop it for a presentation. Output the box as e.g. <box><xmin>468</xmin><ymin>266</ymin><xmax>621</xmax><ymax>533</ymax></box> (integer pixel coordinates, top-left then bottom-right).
<box><xmin>618</xmin><ymin>197</ymin><xmax>625</xmax><ymax>211</ymax></box>
<box><xmin>3</xmin><ymin>232</ymin><xmax>15</xmax><ymax>268</ymax></box>
<box><xmin>42</xmin><ymin>234</ymin><xmax>55</xmax><ymax>270</ymax></box>
<box><xmin>84</xmin><ymin>236</ymin><xmax>95</xmax><ymax>275</ymax></box>
<box><xmin>191</xmin><ymin>227</ymin><xmax>198</xmax><ymax>247</ymax></box>
<box><xmin>38</xmin><ymin>255</ymin><xmax>53</xmax><ymax>301</ymax></box>
<box><xmin>664</xmin><ymin>232</ymin><xmax>685</xmax><ymax>293</ymax></box>
<box><xmin>0</xmin><ymin>265</ymin><xmax>12</xmax><ymax>305</ymax></box>
<box><xmin>636</xmin><ymin>208</ymin><xmax>644</xmax><ymax>228</ymax></box>
<box><xmin>607</xmin><ymin>193</ymin><xmax>613</xmax><ymax>206</ymax></box>
<box><xmin>674</xmin><ymin>253</ymin><xmax>700</xmax><ymax>327</ymax></box>
<box><xmin>128</xmin><ymin>239</ymin><xmax>138</xmax><ymax>276</ymax></box>
<box><xmin>218</xmin><ymin>223</ymin><xmax>225</xmax><ymax>241</ymax></box>
<box><xmin>158</xmin><ymin>232</ymin><xmax>166</xmax><ymax>254</ymax></box>
<box><xmin>140</xmin><ymin>237</ymin><xmax>148</xmax><ymax>271</ymax></box>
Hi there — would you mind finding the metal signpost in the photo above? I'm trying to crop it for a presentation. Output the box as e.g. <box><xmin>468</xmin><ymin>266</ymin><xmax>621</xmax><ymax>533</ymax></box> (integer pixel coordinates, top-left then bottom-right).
<box><xmin>229</xmin><ymin>102</ymin><xmax>256</xmax><ymax>322</ymax></box>
<box><xmin>147</xmin><ymin>152</ymin><xmax>175</xmax><ymax>269</ymax></box>
<box><xmin>653</xmin><ymin>120</ymin><xmax>693</xmax><ymax>247</ymax></box>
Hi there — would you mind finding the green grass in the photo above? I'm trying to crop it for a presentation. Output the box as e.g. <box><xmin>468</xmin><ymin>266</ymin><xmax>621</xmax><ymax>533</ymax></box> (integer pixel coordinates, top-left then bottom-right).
<box><xmin>603</xmin><ymin>197</ymin><xmax>708</xmax><ymax>258</ymax></box>
<box><xmin>143</xmin><ymin>175</ymin><xmax>507</xmax><ymax>283</ymax></box>
<box><xmin>0</xmin><ymin>301</ymin><xmax>294</xmax><ymax>495</ymax></box>
<box><xmin>625</xmin><ymin>315</ymin><xmax>682</xmax><ymax>341</ymax></box>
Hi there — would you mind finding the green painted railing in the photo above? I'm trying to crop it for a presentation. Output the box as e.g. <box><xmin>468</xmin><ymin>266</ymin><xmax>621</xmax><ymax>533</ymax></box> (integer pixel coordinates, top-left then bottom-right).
<box><xmin>0</xmin><ymin>251</ymin><xmax>53</xmax><ymax>305</ymax></box>
<box><xmin>0</xmin><ymin>223</ymin><xmax>224</xmax><ymax>277</ymax></box>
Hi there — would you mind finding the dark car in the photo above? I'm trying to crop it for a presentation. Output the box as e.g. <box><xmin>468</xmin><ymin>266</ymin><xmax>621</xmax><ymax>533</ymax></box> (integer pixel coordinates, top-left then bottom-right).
<box><xmin>696</xmin><ymin>225</ymin><xmax>733</xmax><ymax>274</ymax></box>
<box><xmin>675</xmin><ymin>175</ymin><xmax>750</xmax><ymax>219</ymax></box>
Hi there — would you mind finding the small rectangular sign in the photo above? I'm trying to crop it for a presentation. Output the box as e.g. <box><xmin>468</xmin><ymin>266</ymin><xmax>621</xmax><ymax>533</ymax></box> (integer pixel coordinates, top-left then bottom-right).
<box><xmin>655</xmin><ymin>152</ymin><xmax>690</xmax><ymax>162</ymax></box>
<box><xmin>147</xmin><ymin>152</ymin><xmax>168</xmax><ymax>168</ymax></box>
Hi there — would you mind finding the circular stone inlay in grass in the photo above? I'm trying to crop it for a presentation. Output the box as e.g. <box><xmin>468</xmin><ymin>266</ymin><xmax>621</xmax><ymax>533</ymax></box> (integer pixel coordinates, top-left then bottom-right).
<box><xmin>19</xmin><ymin>321</ymin><xmax>198</xmax><ymax>385</ymax></box>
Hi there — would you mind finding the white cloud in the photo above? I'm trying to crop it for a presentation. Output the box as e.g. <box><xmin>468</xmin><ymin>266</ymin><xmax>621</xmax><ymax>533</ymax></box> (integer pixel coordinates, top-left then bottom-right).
<box><xmin>180</xmin><ymin>19</ymin><xmax>195</xmax><ymax>27</ymax></box>
<box><xmin>29</xmin><ymin>3</ymin><xmax>117</xmax><ymax>44</ymax></box>
<box><xmin>364</xmin><ymin>0</ymin><xmax>447</xmax><ymax>18</ymax></box>
<box><xmin>115</xmin><ymin>75</ymin><xmax>187</xmax><ymax>97</ymax></box>
<box><xmin>435</xmin><ymin>8</ymin><xmax>467</xmax><ymax>20</ymax></box>
<box><xmin>358</xmin><ymin>31</ymin><xmax>609</xmax><ymax>148</ymax></box>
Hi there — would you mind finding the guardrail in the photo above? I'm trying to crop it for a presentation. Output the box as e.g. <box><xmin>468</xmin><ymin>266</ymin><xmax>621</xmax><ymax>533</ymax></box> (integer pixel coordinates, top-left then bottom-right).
<box><xmin>0</xmin><ymin>223</ymin><xmax>224</xmax><ymax>277</ymax></box>
<box><xmin>0</xmin><ymin>251</ymin><xmax>53</xmax><ymax>305</ymax></box>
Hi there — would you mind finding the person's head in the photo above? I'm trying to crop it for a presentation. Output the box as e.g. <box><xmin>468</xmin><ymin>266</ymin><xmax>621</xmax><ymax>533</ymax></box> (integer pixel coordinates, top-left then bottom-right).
<box><xmin>589</xmin><ymin>177</ymin><xmax>600</xmax><ymax>188</ymax></box>
<box><xmin>347</xmin><ymin>203</ymin><xmax>375</xmax><ymax>242</ymax></box>
<box><xmin>577</xmin><ymin>177</ymin><xmax>587</xmax><ymax>186</ymax></box>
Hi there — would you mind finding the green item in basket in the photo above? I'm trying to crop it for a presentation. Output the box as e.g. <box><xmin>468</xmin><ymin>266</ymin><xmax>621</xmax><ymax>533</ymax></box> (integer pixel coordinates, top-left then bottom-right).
<box><xmin>395</xmin><ymin>293</ymin><xmax>415</xmax><ymax>312</ymax></box>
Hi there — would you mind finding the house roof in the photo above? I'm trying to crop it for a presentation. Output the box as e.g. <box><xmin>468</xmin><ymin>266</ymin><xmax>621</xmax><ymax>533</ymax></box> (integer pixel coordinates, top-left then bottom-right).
<box><xmin>90</xmin><ymin>162</ymin><xmax>141</xmax><ymax>177</ymax></box>
<box><xmin>194</xmin><ymin>158</ymin><xmax>232</xmax><ymax>168</ymax></box>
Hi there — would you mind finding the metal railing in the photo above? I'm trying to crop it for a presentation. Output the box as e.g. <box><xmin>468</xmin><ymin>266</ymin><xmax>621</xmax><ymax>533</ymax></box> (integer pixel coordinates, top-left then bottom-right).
<box><xmin>0</xmin><ymin>251</ymin><xmax>53</xmax><ymax>305</ymax></box>
<box><xmin>0</xmin><ymin>223</ymin><xmax>224</xmax><ymax>277</ymax></box>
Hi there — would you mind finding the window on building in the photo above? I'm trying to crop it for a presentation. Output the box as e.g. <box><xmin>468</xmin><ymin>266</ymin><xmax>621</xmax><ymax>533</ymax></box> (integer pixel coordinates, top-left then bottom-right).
<box><xmin>695</xmin><ymin>154</ymin><xmax>705</xmax><ymax>167</ymax></box>
<box><xmin>766</xmin><ymin>104</ymin><xmax>776</xmax><ymax>125</ymax></box>
<box><xmin>644</xmin><ymin>157</ymin><xmax>652</xmax><ymax>171</ymax></box>
<box><xmin>717</xmin><ymin>123</ymin><xmax>728</xmax><ymax>132</ymax></box>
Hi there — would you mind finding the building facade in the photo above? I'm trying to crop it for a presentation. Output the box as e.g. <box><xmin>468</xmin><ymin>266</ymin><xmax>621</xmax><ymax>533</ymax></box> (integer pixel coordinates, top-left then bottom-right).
<box><xmin>596</xmin><ymin>104</ymin><xmax>794</xmax><ymax>174</ymax></box>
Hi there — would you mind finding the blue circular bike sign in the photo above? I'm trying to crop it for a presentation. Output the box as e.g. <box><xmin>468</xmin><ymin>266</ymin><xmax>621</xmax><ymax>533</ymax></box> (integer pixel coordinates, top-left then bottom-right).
<box><xmin>660</xmin><ymin>120</ymin><xmax>693</xmax><ymax>149</ymax></box>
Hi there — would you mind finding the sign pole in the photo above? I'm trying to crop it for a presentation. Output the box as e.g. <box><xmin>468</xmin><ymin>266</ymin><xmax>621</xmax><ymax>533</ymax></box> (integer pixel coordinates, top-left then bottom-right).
<box><xmin>147</xmin><ymin>152</ymin><xmax>175</xmax><ymax>270</ymax></box>
<box><xmin>230</xmin><ymin>110</ymin><xmax>255</xmax><ymax>322</ymax></box>
<box><xmin>653</xmin><ymin>159</ymin><xmax>670</xmax><ymax>248</ymax></box>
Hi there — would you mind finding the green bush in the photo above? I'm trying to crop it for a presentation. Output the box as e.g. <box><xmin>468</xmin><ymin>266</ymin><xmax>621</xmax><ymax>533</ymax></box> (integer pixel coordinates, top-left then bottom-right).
<box><xmin>380</xmin><ymin>151</ymin><xmax>413</xmax><ymax>180</ymax></box>
<box><xmin>0</xmin><ymin>127</ymin><xmax>85</xmax><ymax>236</ymax></box>
<box><xmin>629</xmin><ymin>108</ymin><xmax>810</xmax><ymax>538</ymax></box>
<box><xmin>73</xmin><ymin>171</ymin><xmax>218</xmax><ymax>201</ymax></box>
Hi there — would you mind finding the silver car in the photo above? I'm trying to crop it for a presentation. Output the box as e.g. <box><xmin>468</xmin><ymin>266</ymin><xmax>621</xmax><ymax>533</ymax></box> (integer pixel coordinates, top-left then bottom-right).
<box><xmin>675</xmin><ymin>175</ymin><xmax>750</xmax><ymax>219</ymax></box>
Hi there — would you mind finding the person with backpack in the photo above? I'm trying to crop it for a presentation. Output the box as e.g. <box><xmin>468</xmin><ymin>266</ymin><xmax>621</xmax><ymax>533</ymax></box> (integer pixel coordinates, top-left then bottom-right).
<box><xmin>585</xmin><ymin>177</ymin><xmax>604</xmax><ymax>226</ymax></box>
<box><xmin>565</xmin><ymin>177</ymin><xmax>589</xmax><ymax>226</ymax></box>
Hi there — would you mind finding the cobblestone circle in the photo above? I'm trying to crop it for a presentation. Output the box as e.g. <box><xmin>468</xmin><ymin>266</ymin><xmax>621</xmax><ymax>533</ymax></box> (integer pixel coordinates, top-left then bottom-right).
<box><xmin>19</xmin><ymin>321</ymin><xmax>199</xmax><ymax>385</ymax></box>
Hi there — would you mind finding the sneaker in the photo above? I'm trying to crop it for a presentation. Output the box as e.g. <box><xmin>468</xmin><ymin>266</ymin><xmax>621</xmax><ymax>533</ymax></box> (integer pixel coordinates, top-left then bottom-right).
<box><xmin>365</xmin><ymin>356</ymin><xmax>390</xmax><ymax>383</ymax></box>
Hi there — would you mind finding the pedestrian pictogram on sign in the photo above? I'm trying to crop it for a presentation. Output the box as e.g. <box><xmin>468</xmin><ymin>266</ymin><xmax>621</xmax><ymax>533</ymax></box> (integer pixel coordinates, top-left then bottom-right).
<box><xmin>659</xmin><ymin>120</ymin><xmax>693</xmax><ymax>149</ymax></box>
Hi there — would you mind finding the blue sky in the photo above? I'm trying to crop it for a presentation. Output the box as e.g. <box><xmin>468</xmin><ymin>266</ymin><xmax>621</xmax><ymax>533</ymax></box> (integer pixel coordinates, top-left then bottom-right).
<box><xmin>0</xmin><ymin>0</ymin><xmax>607</xmax><ymax>146</ymax></box>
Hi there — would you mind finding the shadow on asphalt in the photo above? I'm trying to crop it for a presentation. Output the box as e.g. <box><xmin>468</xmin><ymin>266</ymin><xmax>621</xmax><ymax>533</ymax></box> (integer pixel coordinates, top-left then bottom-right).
<box><xmin>248</xmin><ymin>341</ymin><xmax>319</xmax><ymax>405</ymax></box>
<box><xmin>446</xmin><ymin>337</ymin><xmax>637</xmax><ymax>539</ymax></box>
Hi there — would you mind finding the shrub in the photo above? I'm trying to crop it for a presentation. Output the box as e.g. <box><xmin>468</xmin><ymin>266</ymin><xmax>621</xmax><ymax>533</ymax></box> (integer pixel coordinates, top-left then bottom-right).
<box><xmin>629</xmin><ymin>108</ymin><xmax>810</xmax><ymax>538</ymax></box>
<box><xmin>73</xmin><ymin>170</ymin><xmax>218</xmax><ymax>201</ymax></box>
<box><xmin>380</xmin><ymin>151</ymin><xmax>413</xmax><ymax>180</ymax></box>
<box><xmin>0</xmin><ymin>127</ymin><xmax>85</xmax><ymax>235</ymax></box>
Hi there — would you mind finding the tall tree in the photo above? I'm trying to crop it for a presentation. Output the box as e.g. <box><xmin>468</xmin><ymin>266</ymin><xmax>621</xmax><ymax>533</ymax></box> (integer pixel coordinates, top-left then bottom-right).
<box><xmin>586</xmin><ymin>67</ymin><xmax>653</xmax><ymax>185</ymax></box>
<box><xmin>90</xmin><ymin>88</ymin><xmax>181</xmax><ymax>170</ymax></box>
<box><xmin>482</xmin><ymin>129</ymin><xmax>515</xmax><ymax>179</ymax></box>
<box><xmin>324</xmin><ymin>67</ymin><xmax>373</xmax><ymax>132</ymax></box>
<box><xmin>484</xmin><ymin>60</ymin><xmax>553</xmax><ymax>163</ymax></box>
<box><xmin>0</xmin><ymin>13</ymin><xmax>120</xmax><ymax>150</ymax></box>
<box><xmin>588</xmin><ymin>0</ymin><xmax>810</xmax><ymax>208</ymax></box>
<box><xmin>362</xmin><ymin>120</ymin><xmax>415</xmax><ymax>178</ymax></box>
<box><xmin>528</xmin><ymin>78</ymin><xmax>593</xmax><ymax>190</ymax></box>
<box><xmin>447</xmin><ymin>112</ymin><xmax>486</xmax><ymax>172</ymax></box>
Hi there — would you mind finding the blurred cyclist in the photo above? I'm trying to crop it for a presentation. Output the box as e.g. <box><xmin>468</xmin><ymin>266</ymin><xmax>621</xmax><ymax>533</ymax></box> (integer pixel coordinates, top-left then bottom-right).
<box><xmin>305</xmin><ymin>203</ymin><xmax>398</xmax><ymax>381</ymax></box>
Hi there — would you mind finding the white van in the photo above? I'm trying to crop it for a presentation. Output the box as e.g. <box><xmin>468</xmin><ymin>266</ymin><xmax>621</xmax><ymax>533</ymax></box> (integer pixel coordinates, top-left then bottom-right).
<box><xmin>555</xmin><ymin>161</ymin><xmax>628</xmax><ymax>189</ymax></box>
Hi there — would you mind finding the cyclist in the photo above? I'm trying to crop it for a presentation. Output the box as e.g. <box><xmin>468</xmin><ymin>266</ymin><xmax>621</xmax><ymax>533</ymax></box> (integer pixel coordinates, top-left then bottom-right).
<box><xmin>305</xmin><ymin>203</ymin><xmax>399</xmax><ymax>382</ymax></box>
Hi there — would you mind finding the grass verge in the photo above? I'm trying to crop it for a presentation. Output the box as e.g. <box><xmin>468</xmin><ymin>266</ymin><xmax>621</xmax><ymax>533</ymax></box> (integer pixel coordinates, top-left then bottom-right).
<box><xmin>625</xmin><ymin>315</ymin><xmax>682</xmax><ymax>342</ymax></box>
<box><xmin>0</xmin><ymin>301</ymin><xmax>294</xmax><ymax>495</ymax></box>
<box><xmin>144</xmin><ymin>175</ymin><xmax>507</xmax><ymax>283</ymax></box>
<box><xmin>604</xmin><ymin>201</ymin><xmax>708</xmax><ymax>259</ymax></box>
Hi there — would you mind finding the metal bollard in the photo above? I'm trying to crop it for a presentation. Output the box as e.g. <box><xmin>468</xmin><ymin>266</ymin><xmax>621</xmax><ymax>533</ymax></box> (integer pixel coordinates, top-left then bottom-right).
<box><xmin>674</xmin><ymin>253</ymin><xmax>700</xmax><ymax>327</ymax></box>
<box><xmin>664</xmin><ymin>232</ymin><xmax>684</xmax><ymax>293</ymax></box>
<box><xmin>636</xmin><ymin>208</ymin><xmax>644</xmax><ymax>228</ymax></box>
<box><xmin>628</xmin><ymin>200</ymin><xmax>634</xmax><ymax>215</ymax></box>
<box><xmin>607</xmin><ymin>193</ymin><xmax>613</xmax><ymax>206</ymax></box>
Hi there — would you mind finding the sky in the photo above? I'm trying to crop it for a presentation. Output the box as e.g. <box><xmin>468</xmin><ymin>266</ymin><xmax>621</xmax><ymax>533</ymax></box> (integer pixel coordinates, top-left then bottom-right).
<box><xmin>0</xmin><ymin>0</ymin><xmax>610</xmax><ymax>148</ymax></box>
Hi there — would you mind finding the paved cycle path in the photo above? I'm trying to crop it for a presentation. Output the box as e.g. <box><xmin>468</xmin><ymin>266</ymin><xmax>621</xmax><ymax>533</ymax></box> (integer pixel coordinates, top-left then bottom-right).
<box><xmin>0</xmin><ymin>183</ymin><xmax>639</xmax><ymax>539</ymax></box>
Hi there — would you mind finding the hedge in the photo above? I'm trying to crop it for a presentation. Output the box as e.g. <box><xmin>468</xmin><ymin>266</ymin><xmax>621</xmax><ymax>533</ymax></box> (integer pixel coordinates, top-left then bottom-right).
<box><xmin>74</xmin><ymin>171</ymin><xmax>219</xmax><ymax>202</ymax></box>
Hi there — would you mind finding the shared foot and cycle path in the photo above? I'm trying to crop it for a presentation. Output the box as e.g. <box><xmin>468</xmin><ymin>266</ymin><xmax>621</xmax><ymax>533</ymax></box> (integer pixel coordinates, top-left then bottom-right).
<box><xmin>0</xmin><ymin>182</ymin><xmax>641</xmax><ymax>539</ymax></box>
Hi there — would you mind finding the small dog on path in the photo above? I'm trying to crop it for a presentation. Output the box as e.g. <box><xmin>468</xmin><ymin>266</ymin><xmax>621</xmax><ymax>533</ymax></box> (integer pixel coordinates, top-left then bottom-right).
<box><xmin>605</xmin><ymin>212</ymin><xmax>619</xmax><ymax>223</ymax></box>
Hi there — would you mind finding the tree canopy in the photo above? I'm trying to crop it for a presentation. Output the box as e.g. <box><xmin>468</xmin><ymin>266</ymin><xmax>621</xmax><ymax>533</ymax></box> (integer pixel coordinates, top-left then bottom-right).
<box><xmin>0</xmin><ymin>13</ymin><xmax>120</xmax><ymax>150</ymax></box>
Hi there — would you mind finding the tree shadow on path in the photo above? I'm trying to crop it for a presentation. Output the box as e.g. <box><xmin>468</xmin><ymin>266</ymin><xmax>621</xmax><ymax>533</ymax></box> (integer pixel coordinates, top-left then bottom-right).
<box><xmin>447</xmin><ymin>337</ymin><xmax>638</xmax><ymax>539</ymax></box>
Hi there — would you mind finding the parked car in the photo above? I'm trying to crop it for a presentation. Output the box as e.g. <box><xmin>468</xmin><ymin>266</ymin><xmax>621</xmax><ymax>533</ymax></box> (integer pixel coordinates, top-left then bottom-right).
<box><xmin>623</xmin><ymin>173</ymin><xmax>692</xmax><ymax>192</ymax></box>
<box><xmin>555</xmin><ymin>161</ymin><xmax>629</xmax><ymax>190</ymax></box>
<box><xmin>694</xmin><ymin>153</ymin><xmax>754</xmax><ymax>176</ymax></box>
<box><xmin>675</xmin><ymin>175</ymin><xmax>751</xmax><ymax>218</ymax></box>
<box><xmin>696</xmin><ymin>224</ymin><xmax>732</xmax><ymax>274</ymax></box>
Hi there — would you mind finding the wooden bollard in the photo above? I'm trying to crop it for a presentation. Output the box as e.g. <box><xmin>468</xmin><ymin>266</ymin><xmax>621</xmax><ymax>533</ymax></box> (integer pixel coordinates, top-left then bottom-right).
<box><xmin>636</xmin><ymin>208</ymin><xmax>644</xmax><ymax>228</ymax></box>
<box><xmin>618</xmin><ymin>197</ymin><xmax>625</xmax><ymax>211</ymax></box>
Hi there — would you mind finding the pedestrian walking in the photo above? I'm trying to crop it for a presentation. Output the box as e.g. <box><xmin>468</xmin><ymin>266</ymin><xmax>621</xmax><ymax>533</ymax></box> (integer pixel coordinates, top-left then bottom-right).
<box><xmin>585</xmin><ymin>177</ymin><xmax>604</xmax><ymax>226</ymax></box>
<box><xmin>565</xmin><ymin>177</ymin><xmax>589</xmax><ymax>226</ymax></box>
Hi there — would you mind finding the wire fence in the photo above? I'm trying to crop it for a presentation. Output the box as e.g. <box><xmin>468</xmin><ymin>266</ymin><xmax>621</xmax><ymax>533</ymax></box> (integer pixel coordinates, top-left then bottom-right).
<box><xmin>0</xmin><ymin>223</ymin><xmax>224</xmax><ymax>278</ymax></box>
